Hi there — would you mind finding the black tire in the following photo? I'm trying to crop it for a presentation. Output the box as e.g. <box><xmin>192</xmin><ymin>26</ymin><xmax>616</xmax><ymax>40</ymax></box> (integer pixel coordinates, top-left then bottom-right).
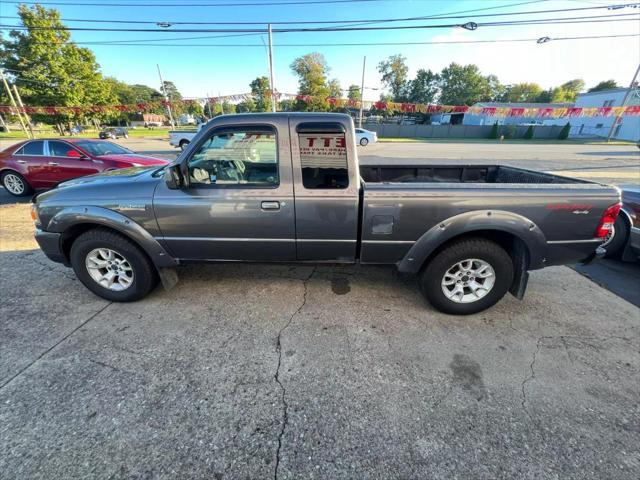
<box><xmin>359</xmin><ymin>137</ymin><xmax>369</xmax><ymax>146</ymax></box>
<box><xmin>603</xmin><ymin>215</ymin><xmax>629</xmax><ymax>258</ymax></box>
<box><xmin>70</xmin><ymin>228</ymin><xmax>158</xmax><ymax>302</ymax></box>
<box><xmin>179</xmin><ymin>139</ymin><xmax>190</xmax><ymax>151</ymax></box>
<box><xmin>419</xmin><ymin>238</ymin><xmax>514</xmax><ymax>315</ymax></box>
<box><xmin>1</xmin><ymin>170</ymin><xmax>33</xmax><ymax>197</ymax></box>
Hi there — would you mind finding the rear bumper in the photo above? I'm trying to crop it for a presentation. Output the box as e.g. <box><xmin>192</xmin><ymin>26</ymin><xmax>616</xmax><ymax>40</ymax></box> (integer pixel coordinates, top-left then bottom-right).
<box><xmin>34</xmin><ymin>229</ymin><xmax>67</xmax><ymax>265</ymax></box>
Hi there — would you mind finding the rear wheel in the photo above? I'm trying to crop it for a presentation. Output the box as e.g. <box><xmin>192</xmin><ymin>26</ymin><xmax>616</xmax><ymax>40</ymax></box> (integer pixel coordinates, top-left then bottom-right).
<box><xmin>1</xmin><ymin>171</ymin><xmax>33</xmax><ymax>196</ymax></box>
<box><xmin>359</xmin><ymin>137</ymin><xmax>369</xmax><ymax>146</ymax></box>
<box><xmin>179</xmin><ymin>139</ymin><xmax>190</xmax><ymax>151</ymax></box>
<box><xmin>602</xmin><ymin>215</ymin><xmax>629</xmax><ymax>258</ymax></box>
<box><xmin>70</xmin><ymin>228</ymin><xmax>158</xmax><ymax>302</ymax></box>
<box><xmin>420</xmin><ymin>238</ymin><xmax>514</xmax><ymax>315</ymax></box>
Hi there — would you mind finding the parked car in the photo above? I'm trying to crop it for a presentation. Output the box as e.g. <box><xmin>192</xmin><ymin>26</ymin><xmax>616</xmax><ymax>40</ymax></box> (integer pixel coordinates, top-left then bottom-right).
<box><xmin>601</xmin><ymin>184</ymin><xmax>640</xmax><ymax>261</ymax></box>
<box><xmin>32</xmin><ymin>113</ymin><xmax>621</xmax><ymax>315</ymax></box>
<box><xmin>355</xmin><ymin>128</ymin><xmax>377</xmax><ymax>146</ymax></box>
<box><xmin>99</xmin><ymin>127</ymin><xmax>129</xmax><ymax>139</ymax></box>
<box><xmin>0</xmin><ymin>139</ymin><xmax>168</xmax><ymax>196</ymax></box>
<box><xmin>169</xmin><ymin>123</ymin><xmax>205</xmax><ymax>150</ymax></box>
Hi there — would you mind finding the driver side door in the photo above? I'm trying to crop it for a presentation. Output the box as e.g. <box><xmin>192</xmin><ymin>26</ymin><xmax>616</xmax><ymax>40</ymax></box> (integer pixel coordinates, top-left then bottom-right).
<box><xmin>153</xmin><ymin>122</ymin><xmax>296</xmax><ymax>261</ymax></box>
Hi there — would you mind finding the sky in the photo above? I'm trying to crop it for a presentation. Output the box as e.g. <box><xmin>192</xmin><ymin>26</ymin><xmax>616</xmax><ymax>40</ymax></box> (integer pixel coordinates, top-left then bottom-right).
<box><xmin>2</xmin><ymin>0</ymin><xmax>639</xmax><ymax>100</ymax></box>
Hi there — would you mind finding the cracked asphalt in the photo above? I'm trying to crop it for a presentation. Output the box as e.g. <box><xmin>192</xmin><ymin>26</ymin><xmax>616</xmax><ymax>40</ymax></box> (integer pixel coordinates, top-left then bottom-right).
<box><xmin>1</xmin><ymin>140</ymin><xmax>639</xmax><ymax>479</ymax></box>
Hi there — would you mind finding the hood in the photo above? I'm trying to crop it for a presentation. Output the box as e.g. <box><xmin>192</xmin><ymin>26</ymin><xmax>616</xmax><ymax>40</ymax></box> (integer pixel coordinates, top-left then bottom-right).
<box><xmin>56</xmin><ymin>166</ymin><xmax>163</xmax><ymax>189</ymax></box>
<box><xmin>96</xmin><ymin>153</ymin><xmax>169</xmax><ymax>166</ymax></box>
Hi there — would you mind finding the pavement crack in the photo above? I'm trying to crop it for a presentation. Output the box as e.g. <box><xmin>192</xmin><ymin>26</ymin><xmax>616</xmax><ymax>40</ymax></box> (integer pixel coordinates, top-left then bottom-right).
<box><xmin>521</xmin><ymin>336</ymin><xmax>550</xmax><ymax>426</ymax></box>
<box><xmin>0</xmin><ymin>302</ymin><xmax>112</xmax><ymax>391</ymax></box>
<box><xmin>273</xmin><ymin>267</ymin><xmax>315</xmax><ymax>480</ymax></box>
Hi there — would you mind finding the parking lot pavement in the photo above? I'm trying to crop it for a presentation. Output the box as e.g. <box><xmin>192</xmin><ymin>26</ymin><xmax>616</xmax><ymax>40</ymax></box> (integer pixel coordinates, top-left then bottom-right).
<box><xmin>1</xmin><ymin>140</ymin><xmax>639</xmax><ymax>478</ymax></box>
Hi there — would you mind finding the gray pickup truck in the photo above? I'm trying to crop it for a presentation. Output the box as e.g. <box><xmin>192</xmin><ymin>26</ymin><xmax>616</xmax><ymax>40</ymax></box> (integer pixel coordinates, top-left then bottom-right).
<box><xmin>32</xmin><ymin>113</ymin><xmax>621</xmax><ymax>314</ymax></box>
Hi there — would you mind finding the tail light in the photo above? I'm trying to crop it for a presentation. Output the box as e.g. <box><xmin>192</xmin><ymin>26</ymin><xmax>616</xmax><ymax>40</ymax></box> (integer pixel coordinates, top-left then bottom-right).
<box><xmin>594</xmin><ymin>203</ymin><xmax>621</xmax><ymax>238</ymax></box>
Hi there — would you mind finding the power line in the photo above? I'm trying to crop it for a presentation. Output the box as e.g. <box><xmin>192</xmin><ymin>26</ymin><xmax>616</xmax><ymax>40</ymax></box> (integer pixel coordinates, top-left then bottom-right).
<box><xmin>4</xmin><ymin>2</ymin><xmax>636</xmax><ymax>25</ymax></box>
<box><xmin>16</xmin><ymin>33</ymin><xmax>640</xmax><ymax>48</ymax></box>
<box><xmin>1</xmin><ymin>12</ymin><xmax>637</xmax><ymax>33</ymax></box>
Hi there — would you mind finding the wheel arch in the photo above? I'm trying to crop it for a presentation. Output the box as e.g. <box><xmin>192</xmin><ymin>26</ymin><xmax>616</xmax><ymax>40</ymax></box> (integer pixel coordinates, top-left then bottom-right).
<box><xmin>397</xmin><ymin>210</ymin><xmax>547</xmax><ymax>276</ymax></box>
<box><xmin>47</xmin><ymin>206</ymin><xmax>177</xmax><ymax>269</ymax></box>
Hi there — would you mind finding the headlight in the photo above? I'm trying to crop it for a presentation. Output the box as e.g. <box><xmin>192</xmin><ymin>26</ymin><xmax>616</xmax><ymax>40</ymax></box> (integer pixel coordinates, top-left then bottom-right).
<box><xmin>30</xmin><ymin>204</ymin><xmax>40</xmax><ymax>224</ymax></box>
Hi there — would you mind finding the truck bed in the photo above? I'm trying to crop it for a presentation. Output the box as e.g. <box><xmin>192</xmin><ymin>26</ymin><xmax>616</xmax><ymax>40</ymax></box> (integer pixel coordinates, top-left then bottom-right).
<box><xmin>359</xmin><ymin>164</ymin><xmax>589</xmax><ymax>185</ymax></box>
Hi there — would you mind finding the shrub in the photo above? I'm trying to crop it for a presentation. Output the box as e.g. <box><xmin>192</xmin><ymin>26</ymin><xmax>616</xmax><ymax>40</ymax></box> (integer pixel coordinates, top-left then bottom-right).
<box><xmin>524</xmin><ymin>125</ymin><xmax>534</xmax><ymax>139</ymax></box>
<box><xmin>489</xmin><ymin>122</ymin><xmax>499</xmax><ymax>139</ymax></box>
<box><xmin>504</xmin><ymin>125</ymin><xmax>516</xmax><ymax>139</ymax></box>
<box><xmin>558</xmin><ymin>122</ymin><xmax>571</xmax><ymax>140</ymax></box>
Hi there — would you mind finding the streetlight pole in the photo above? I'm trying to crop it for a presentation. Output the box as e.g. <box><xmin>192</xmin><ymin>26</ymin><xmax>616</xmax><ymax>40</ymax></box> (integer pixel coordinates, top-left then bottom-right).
<box><xmin>607</xmin><ymin>63</ymin><xmax>639</xmax><ymax>142</ymax></box>
<box><xmin>359</xmin><ymin>56</ymin><xmax>366</xmax><ymax>128</ymax></box>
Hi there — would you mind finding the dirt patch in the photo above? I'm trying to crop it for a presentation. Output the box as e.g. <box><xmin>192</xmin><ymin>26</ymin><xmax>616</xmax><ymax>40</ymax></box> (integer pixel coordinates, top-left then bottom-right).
<box><xmin>0</xmin><ymin>203</ymin><xmax>38</xmax><ymax>252</ymax></box>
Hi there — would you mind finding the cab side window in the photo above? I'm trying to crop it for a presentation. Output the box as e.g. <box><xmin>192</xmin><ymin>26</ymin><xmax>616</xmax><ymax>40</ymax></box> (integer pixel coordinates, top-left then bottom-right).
<box><xmin>48</xmin><ymin>141</ymin><xmax>78</xmax><ymax>157</ymax></box>
<box><xmin>297</xmin><ymin>123</ymin><xmax>349</xmax><ymax>189</ymax></box>
<box><xmin>187</xmin><ymin>127</ymin><xmax>278</xmax><ymax>187</ymax></box>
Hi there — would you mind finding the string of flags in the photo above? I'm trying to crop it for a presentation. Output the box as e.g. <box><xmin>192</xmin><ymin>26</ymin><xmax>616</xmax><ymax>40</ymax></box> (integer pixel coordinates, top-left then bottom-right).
<box><xmin>1</xmin><ymin>92</ymin><xmax>639</xmax><ymax>118</ymax></box>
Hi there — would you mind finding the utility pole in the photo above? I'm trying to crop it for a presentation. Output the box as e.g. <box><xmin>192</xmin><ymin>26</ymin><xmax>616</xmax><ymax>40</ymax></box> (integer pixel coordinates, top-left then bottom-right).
<box><xmin>607</xmin><ymin>63</ymin><xmax>640</xmax><ymax>142</ymax></box>
<box><xmin>13</xmin><ymin>84</ymin><xmax>34</xmax><ymax>138</ymax></box>
<box><xmin>0</xmin><ymin>70</ymin><xmax>29</xmax><ymax>137</ymax></box>
<box><xmin>358</xmin><ymin>56</ymin><xmax>366</xmax><ymax>128</ymax></box>
<box><xmin>267</xmin><ymin>23</ymin><xmax>276</xmax><ymax>112</ymax></box>
<box><xmin>157</xmin><ymin>64</ymin><xmax>175</xmax><ymax>127</ymax></box>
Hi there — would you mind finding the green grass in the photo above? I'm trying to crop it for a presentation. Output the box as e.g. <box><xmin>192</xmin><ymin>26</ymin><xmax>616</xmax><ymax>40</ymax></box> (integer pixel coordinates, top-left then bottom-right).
<box><xmin>378</xmin><ymin>137</ymin><xmax>637</xmax><ymax>145</ymax></box>
<box><xmin>0</xmin><ymin>128</ymin><xmax>171</xmax><ymax>140</ymax></box>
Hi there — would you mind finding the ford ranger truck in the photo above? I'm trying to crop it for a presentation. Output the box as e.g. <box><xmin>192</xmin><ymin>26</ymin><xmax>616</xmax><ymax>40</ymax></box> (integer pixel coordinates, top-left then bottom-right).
<box><xmin>31</xmin><ymin>113</ymin><xmax>621</xmax><ymax>315</ymax></box>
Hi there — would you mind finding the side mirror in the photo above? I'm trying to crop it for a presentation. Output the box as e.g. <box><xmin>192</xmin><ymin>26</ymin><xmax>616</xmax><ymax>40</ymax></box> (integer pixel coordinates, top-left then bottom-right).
<box><xmin>164</xmin><ymin>164</ymin><xmax>183</xmax><ymax>189</ymax></box>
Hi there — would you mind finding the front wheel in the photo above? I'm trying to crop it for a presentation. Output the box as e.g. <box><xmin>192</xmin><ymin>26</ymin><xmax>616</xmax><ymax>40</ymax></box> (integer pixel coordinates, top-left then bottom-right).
<box><xmin>359</xmin><ymin>137</ymin><xmax>369</xmax><ymax>146</ymax></box>
<box><xmin>420</xmin><ymin>238</ymin><xmax>514</xmax><ymax>315</ymax></box>
<box><xmin>1</xmin><ymin>171</ymin><xmax>33</xmax><ymax>196</ymax></box>
<box><xmin>70</xmin><ymin>228</ymin><xmax>158</xmax><ymax>302</ymax></box>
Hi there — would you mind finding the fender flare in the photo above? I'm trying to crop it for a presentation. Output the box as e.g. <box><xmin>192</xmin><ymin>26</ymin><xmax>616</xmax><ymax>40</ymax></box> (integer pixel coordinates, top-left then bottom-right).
<box><xmin>397</xmin><ymin>209</ymin><xmax>547</xmax><ymax>274</ymax></box>
<box><xmin>46</xmin><ymin>205</ymin><xmax>178</xmax><ymax>268</ymax></box>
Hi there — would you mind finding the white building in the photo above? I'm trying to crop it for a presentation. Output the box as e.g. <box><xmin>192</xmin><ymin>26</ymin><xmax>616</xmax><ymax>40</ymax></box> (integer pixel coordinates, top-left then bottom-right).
<box><xmin>544</xmin><ymin>88</ymin><xmax>640</xmax><ymax>142</ymax></box>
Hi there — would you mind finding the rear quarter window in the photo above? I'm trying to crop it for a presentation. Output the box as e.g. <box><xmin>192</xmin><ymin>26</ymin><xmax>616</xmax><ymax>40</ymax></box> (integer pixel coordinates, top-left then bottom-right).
<box><xmin>297</xmin><ymin>123</ymin><xmax>349</xmax><ymax>189</ymax></box>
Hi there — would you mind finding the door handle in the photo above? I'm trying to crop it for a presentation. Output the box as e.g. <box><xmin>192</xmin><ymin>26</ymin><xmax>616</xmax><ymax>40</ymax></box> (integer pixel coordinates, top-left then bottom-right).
<box><xmin>16</xmin><ymin>160</ymin><xmax>27</xmax><ymax>164</ymax></box>
<box><xmin>261</xmin><ymin>201</ymin><xmax>280</xmax><ymax>211</ymax></box>
<box><xmin>48</xmin><ymin>162</ymin><xmax>59</xmax><ymax>166</ymax></box>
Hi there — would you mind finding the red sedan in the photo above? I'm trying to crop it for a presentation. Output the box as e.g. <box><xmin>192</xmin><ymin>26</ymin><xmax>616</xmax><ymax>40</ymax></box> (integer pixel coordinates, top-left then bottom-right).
<box><xmin>0</xmin><ymin>138</ymin><xmax>169</xmax><ymax>196</ymax></box>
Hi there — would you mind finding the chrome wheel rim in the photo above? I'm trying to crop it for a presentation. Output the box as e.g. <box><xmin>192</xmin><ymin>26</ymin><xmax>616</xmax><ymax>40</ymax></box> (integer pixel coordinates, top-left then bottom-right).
<box><xmin>601</xmin><ymin>225</ymin><xmax>615</xmax><ymax>247</ymax></box>
<box><xmin>441</xmin><ymin>258</ymin><xmax>496</xmax><ymax>304</ymax></box>
<box><xmin>3</xmin><ymin>174</ymin><xmax>25</xmax><ymax>194</ymax></box>
<box><xmin>85</xmin><ymin>248</ymin><xmax>134</xmax><ymax>291</ymax></box>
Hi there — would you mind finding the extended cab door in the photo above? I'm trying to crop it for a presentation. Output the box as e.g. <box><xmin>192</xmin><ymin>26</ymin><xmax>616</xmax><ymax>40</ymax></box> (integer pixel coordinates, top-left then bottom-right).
<box><xmin>288</xmin><ymin>117</ymin><xmax>360</xmax><ymax>261</ymax></box>
<box><xmin>153</xmin><ymin>118</ymin><xmax>296</xmax><ymax>261</ymax></box>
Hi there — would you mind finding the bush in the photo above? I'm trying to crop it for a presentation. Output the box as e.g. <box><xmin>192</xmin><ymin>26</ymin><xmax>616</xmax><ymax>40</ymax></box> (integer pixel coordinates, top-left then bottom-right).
<box><xmin>504</xmin><ymin>125</ymin><xmax>516</xmax><ymax>140</ymax></box>
<box><xmin>488</xmin><ymin>122</ymin><xmax>499</xmax><ymax>139</ymax></box>
<box><xmin>524</xmin><ymin>125</ymin><xmax>534</xmax><ymax>139</ymax></box>
<box><xmin>558</xmin><ymin>122</ymin><xmax>571</xmax><ymax>140</ymax></box>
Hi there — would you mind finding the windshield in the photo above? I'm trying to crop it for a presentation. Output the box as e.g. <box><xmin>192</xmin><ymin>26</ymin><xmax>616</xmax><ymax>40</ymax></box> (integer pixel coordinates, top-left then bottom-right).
<box><xmin>75</xmin><ymin>140</ymin><xmax>131</xmax><ymax>156</ymax></box>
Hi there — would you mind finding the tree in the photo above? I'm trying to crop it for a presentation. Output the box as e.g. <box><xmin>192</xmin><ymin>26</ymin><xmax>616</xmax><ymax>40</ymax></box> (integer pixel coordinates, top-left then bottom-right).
<box><xmin>328</xmin><ymin>78</ymin><xmax>341</xmax><ymax>98</ymax></box>
<box><xmin>130</xmin><ymin>84</ymin><xmax>163</xmax><ymax>104</ymax></box>
<box><xmin>347</xmin><ymin>84</ymin><xmax>361</xmax><ymax>101</ymax></box>
<box><xmin>407</xmin><ymin>69</ymin><xmax>439</xmax><ymax>104</ymax></box>
<box><xmin>488</xmin><ymin>122</ymin><xmax>499</xmax><ymax>139</ymax></box>
<box><xmin>523</xmin><ymin>125</ymin><xmax>534</xmax><ymax>140</ymax></box>
<box><xmin>249</xmin><ymin>76</ymin><xmax>272</xmax><ymax>112</ymax></box>
<box><xmin>502</xmin><ymin>83</ymin><xmax>543</xmax><ymax>103</ymax></box>
<box><xmin>236</xmin><ymin>98</ymin><xmax>256</xmax><ymax>113</ymax></box>
<box><xmin>438</xmin><ymin>63</ymin><xmax>494</xmax><ymax>105</ymax></box>
<box><xmin>0</xmin><ymin>4</ymin><xmax>117</xmax><ymax>128</ymax></box>
<box><xmin>588</xmin><ymin>80</ymin><xmax>619</xmax><ymax>92</ymax></box>
<box><xmin>550</xmin><ymin>79</ymin><xmax>585</xmax><ymax>102</ymax></box>
<box><xmin>290</xmin><ymin>52</ymin><xmax>332</xmax><ymax>111</ymax></box>
<box><xmin>378</xmin><ymin>54</ymin><xmax>409</xmax><ymax>101</ymax></box>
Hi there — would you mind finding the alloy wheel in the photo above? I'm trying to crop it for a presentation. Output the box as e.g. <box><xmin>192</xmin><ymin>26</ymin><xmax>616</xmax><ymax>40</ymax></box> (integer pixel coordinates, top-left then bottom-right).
<box><xmin>441</xmin><ymin>258</ymin><xmax>496</xmax><ymax>304</ymax></box>
<box><xmin>85</xmin><ymin>248</ymin><xmax>134</xmax><ymax>291</ymax></box>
